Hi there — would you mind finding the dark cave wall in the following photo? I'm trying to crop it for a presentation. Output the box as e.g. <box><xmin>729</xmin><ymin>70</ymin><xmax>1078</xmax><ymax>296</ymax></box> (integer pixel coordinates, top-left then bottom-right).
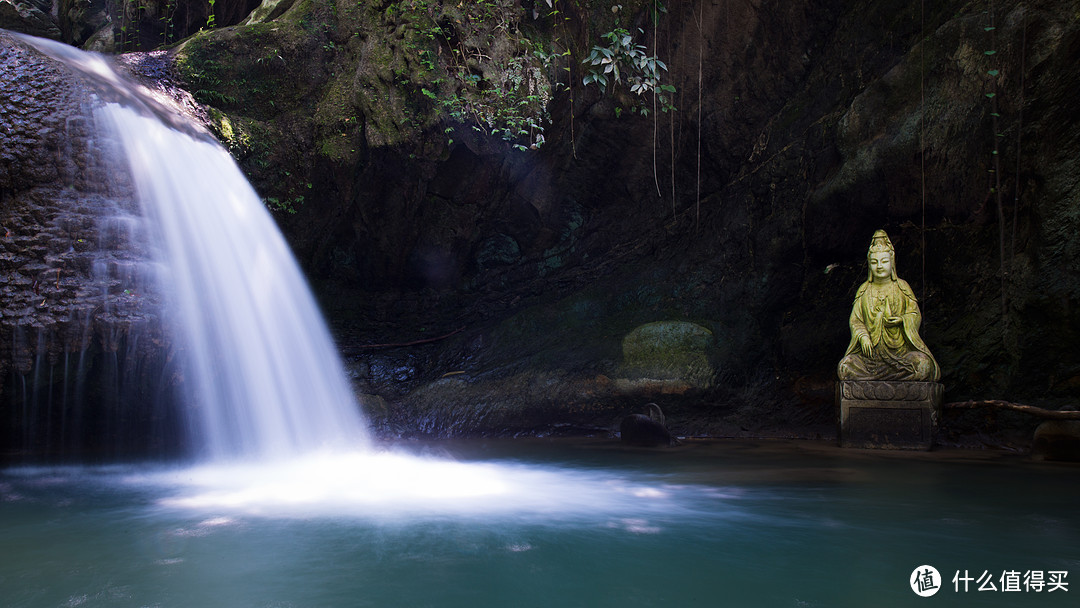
<box><xmin>164</xmin><ymin>0</ymin><xmax>1080</xmax><ymax>437</ymax></box>
<box><xmin>4</xmin><ymin>0</ymin><xmax>1078</xmax><ymax>446</ymax></box>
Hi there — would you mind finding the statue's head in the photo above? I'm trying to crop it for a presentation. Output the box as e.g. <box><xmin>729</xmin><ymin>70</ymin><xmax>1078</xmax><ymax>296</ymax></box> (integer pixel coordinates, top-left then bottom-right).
<box><xmin>866</xmin><ymin>229</ymin><xmax>897</xmax><ymax>282</ymax></box>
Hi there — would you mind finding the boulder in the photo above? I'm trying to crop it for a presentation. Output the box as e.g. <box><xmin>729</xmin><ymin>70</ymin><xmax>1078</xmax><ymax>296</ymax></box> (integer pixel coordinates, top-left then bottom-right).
<box><xmin>619</xmin><ymin>404</ymin><xmax>673</xmax><ymax>447</ymax></box>
<box><xmin>618</xmin><ymin>321</ymin><xmax>717</xmax><ymax>392</ymax></box>
<box><xmin>0</xmin><ymin>0</ymin><xmax>61</xmax><ymax>40</ymax></box>
<box><xmin>1032</xmin><ymin>418</ymin><xmax>1080</xmax><ymax>462</ymax></box>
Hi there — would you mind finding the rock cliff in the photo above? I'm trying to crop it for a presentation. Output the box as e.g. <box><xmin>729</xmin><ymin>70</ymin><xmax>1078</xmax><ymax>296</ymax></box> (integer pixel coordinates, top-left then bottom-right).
<box><xmin>2</xmin><ymin>0</ymin><xmax>1078</xmax><ymax>451</ymax></box>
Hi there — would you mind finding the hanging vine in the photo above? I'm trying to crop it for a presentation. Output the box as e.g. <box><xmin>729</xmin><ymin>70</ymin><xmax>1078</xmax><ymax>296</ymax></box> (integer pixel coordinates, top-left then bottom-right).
<box><xmin>983</xmin><ymin>1</ymin><xmax>1007</xmax><ymax>323</ymax></box>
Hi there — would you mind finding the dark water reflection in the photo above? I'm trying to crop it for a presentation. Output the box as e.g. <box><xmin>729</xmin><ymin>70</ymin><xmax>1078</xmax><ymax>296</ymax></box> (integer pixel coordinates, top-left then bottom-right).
<box><xmin>1</xmin><ymin>439</ymin><xmax>1077</xmax><ymax>607</ymax></box>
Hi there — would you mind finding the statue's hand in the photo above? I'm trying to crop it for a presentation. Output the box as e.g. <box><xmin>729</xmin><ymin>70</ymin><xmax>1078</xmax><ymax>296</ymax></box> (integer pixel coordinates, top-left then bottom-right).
<box><xmin>859</xmin><ymin>334</ymin><xmax>873</xmax><ymax>358</ymax></box>
<box><xmin>885</xmin><ymin>316</ymin><xmax>902</xmax><ymax>326</ymax></box>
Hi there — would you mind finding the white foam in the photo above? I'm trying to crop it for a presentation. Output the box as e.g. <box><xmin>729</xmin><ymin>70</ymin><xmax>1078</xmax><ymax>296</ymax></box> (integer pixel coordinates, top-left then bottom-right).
<box><xmin>129</xmin><ymin>449</ymin><xmax>688</xmax><ymax>520</ymax></box>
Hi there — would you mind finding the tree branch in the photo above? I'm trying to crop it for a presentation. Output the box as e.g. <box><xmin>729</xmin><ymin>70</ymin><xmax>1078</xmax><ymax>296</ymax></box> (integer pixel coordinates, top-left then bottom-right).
<box><xmin>343</xmin><ymin>327</ymin><xmax>465</xmax><ymax>354</ymax></box>
<box><xmin>944</xmin><ymin>400</ymin><xmax>1080</xmax><ymax>419</ymax></box>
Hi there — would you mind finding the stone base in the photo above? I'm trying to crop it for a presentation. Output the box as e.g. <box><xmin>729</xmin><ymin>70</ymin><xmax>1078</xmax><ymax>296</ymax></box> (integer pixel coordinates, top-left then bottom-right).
<box><xmin>837</xmin><ymin>381</ymin><xmax>943</xmax><ymax>450</ymax></box>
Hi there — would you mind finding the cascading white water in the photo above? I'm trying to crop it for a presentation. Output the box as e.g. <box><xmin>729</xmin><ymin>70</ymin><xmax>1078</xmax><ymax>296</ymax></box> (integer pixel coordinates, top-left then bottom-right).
<box><xmin>98</xmin><ymin>104</ymin><xmax>370</xmax><ymax>460</ymax></box>
<box><xmin>10</xmin><ymin>32</ymin><xmax>369</xmax><ymax>460</ymax></box>
<box><xmin>6</xmin><ymin>33</ymin><xmax>693</xmax><ymax>521</ymax></box>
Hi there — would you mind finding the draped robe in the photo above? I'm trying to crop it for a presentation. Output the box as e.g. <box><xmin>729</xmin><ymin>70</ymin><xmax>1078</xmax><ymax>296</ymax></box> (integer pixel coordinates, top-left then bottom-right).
<box><xmin>837</xmin><ymin>278</ymin><xmax>940</xmax><ymax>382</ymax></box>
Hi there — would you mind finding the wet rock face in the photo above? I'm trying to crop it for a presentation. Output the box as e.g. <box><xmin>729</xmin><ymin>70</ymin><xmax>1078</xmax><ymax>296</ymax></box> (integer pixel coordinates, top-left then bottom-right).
<box><xmin>0</xmin><ymin>36</ymin><xmax>83</xmax><ymax>191</ymax></box>
<box><xmin>0</xmin><ymin>33</ymin><xmax>181</xmax><ymax>461</ymax></box>
<box><xmin>0</xmin><ymin>0</ymin><xmax>61</xmax><ymax>41</ymax></box>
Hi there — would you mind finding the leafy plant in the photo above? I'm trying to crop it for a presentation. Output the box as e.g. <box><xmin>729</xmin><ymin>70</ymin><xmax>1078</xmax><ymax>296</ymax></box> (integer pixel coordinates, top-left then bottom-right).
<box><xmin>394</xmin><ymin>0</ymin><xmax>552</xmax><ymax>150</ymax></box>
<box><xmin>264</xmin><ymin>195</ymin><xmax>304</xmax><ymax>214</ymax></box>
<box><xmin>582</xmin><ymin>26</ymin><xmax>675</xmax><ymax>115</ymax></box>
<box><xmin>580</xmin><ymin>2</ymin><xmax>678</xmax><ymax>210</ymax></box>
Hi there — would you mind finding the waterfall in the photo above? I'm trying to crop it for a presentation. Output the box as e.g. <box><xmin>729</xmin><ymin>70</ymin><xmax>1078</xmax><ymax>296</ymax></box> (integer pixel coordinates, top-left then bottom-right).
<box><xmin>10</xmin><ymin>32</ymin><xmax>369</xmax><ymax>461</ymax></box>
<box><xmin>98</xmin><ymin>105</ymin><xmax>370</xmax><ymax>461</ymax></box>
<box><xmin>4</xmin><ymin>37</ymin><xmax>690</xmax><ymax>522</ymax></box>
<box><xmin>3</xmin><ymin>33</ymin><xmax>695</xmax><ymax>523</ymax></box>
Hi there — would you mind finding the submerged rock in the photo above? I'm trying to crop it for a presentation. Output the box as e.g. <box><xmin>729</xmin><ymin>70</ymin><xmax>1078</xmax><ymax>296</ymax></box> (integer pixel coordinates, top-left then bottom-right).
<box><xmin>1032</xmin><ymin>414</ymin><xmax>1080</xmax><ymax>462</ymax></box>
<box><xmin>619</xmin><ymin>403</ymin><xmax>673</xmax><ymax>447</ymax></box>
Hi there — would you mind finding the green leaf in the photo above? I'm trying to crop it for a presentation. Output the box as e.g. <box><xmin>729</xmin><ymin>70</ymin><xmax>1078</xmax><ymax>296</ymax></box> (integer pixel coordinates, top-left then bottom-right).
<box><xmin>984</xmin><ymin>50</ymin><xmax>997</xmax><ymax>55</ymax></box>
<box><xmin>985</xmin><ymin>92</ymin><xmax>996</xmax><ymax>98</ymax></box>
<box><xmin>987</xmin><ymin>69</ymin><xmax>1000</xmax><ymax>76</ymax></box>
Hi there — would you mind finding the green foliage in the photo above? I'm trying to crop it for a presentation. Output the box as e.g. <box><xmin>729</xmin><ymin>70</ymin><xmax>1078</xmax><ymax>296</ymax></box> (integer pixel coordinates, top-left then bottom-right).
<box><xmin>581</xmin><ymin>8</ymin><xmax>675</xmax><ymax>115</ymax></box>
<box><xmin>263</xmin><ymin>195</ymin><xmax>305</xmax><ymax>214</ymax></box>
<box><xmin>116</xmin><ymin>0</ymin><xmax>186</xmax><ymax>50</ymax></box>
<box><xmin>389</xmin><ymin>0</ymin><xmax>552</xmax><ymax>149</ymax></box>
<box><xmin>117</xmin><ymin>0</ymin><xmax>143</xmax><ymax>51</ymax></box>
<box><xmin>264</xmin><ymin>172</ymin><xmax>314</xmax><ymax>215</ymax></box>
<box><xmin>175</xmin><ymin>42</ymin><xmax>239</xmax><ymax>106</ymax></box>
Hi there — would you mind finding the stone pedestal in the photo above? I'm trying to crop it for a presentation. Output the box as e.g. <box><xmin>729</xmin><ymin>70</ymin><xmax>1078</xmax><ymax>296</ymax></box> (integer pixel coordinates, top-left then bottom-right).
<box><xmin>837</xmin><ymin>381</ymin><xmax>943</xmax><ymax>450</ymax></box>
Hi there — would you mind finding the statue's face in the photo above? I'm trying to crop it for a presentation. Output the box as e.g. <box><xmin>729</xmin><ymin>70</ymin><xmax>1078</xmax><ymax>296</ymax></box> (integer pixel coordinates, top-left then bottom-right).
<box><xmin>869</xmin><ymin>251</ymin><xmax>893</xmax><ymax>280</ymax></box>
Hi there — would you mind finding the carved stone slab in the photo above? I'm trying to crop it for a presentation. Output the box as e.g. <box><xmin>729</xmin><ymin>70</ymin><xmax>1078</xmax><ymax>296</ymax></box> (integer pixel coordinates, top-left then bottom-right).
<box><xmin>837</xmin><ymin>381</ymin><xmax>943</xmax><ymax>450</ymax></box>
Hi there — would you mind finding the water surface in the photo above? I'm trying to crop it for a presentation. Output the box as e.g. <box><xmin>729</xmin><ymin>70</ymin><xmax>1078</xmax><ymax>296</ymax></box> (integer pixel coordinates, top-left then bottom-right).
<box><xmin>1</xmin><ymin>439</ymin><xmax>1077</xmax><ymax>607</ymax></box>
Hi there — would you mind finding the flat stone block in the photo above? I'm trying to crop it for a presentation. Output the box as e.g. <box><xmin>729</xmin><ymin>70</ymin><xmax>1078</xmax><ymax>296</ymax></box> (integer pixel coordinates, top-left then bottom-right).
<box><xmin>837</xmin><ymin>381</ymin><xmax>943</xmax><ymax>450</ymax></box>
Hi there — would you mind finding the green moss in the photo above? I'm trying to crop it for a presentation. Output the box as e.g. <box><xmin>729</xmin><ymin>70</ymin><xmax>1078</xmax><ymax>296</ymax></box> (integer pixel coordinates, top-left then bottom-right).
<box><xmin>620</xmin><ymin>321</ymin><xmax>717</xmax><ymax>387</ymax></box>
<box><xmin>313</xmin><ymin>71</ymin><xmax>364</xmax><ymax>162</ymax></box>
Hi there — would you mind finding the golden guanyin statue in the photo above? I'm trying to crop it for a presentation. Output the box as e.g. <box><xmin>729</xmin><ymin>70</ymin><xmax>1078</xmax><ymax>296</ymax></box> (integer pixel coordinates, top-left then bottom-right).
<box><xmin>837</xmin><ymin>230</ymin><xmax>940</xmax><ymax>382</ymax></box>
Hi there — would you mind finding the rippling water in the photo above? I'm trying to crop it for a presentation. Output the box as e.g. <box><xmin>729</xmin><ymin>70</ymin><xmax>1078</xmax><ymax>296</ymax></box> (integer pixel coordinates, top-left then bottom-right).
<box><xmin>2</xmin><ymin>439</ymin><xmax>1077</xmax><ymax>607</ymax></box>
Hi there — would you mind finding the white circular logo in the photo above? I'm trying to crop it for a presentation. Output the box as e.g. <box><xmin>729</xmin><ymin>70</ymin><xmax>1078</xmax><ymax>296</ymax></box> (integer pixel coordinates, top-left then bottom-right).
<box><xmin>911</xmin><ymin>565</ymin><xmax>942</xmax><ymax>597</ymax></box>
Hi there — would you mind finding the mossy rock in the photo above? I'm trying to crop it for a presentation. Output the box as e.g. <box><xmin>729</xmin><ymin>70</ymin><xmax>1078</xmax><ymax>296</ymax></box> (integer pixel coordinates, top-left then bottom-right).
<box><xmin>620</xmin><ymin>321</ymin><xmax>717</xmax><ymax>389</ymax></box>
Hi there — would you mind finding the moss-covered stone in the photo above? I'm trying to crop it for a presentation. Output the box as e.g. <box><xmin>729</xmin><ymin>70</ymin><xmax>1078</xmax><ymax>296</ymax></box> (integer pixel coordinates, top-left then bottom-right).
<box><xmin>620</xmin><ymin>321</ymin><xmax>716</xmax><ymax>388</ymax></box>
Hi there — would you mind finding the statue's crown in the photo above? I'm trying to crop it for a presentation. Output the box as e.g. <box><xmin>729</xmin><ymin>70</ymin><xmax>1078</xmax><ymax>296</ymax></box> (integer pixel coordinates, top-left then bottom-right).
<box><xmin>867</xmin><ymin>229</ymin><xmax>894</xmax><ymax>254</ymax></box>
